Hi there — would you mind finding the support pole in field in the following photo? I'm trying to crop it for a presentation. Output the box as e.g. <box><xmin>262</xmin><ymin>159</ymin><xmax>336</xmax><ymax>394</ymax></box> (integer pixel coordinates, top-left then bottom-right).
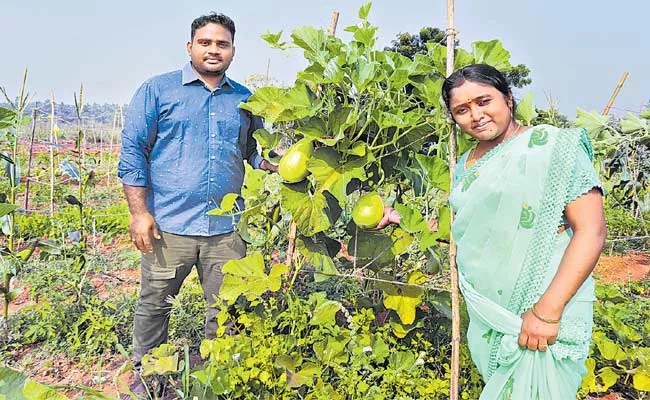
<box><xmin>23</xmin><ymin>109</ymin><xmax>38</xmax><ymax>211</ymax></box>
<box><xmin>602</xmin><ymin>72</ymin><xmax>629</xmax><ymax>115</ymax></box>
<box><xmin>49</xmin><ymin>92</ymin><xmax>55</xmax><ymax>215</ymax></box>
<box><xmin>446</xmin><ymin>0</ymin><xmax>461</xmax><ymax>399</ymax></box>
<box><xmin>108</xmin><ymin>109</ymin><xmax>118</xmax><ymax>186</ymax></box>
<box><xmin>329</xmin><ymin>11</ymin><xmax>340</xmax><ymax>35</ymax></box>
<box><xmin>265</xmin><ymin>58</ymin><xmax>271</xmax><ymax>86</ymax></box>
<box><xmin>286</xmin><ymin>11</ymin><xmax>340</xmax><ymax>266</ymax></box>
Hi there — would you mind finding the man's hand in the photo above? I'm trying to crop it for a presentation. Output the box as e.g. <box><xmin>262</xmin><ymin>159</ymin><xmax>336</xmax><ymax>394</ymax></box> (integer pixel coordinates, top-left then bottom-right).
<box><xmin>374</xmin><ymin>207</ymin><xmax>401</xmax><ymax>229</ymax></box>
<box><xmin>130</xmin><ymin>212</ymin><xmax>161</xmax><ymax>253</ymax></box>
<box><xmin>518</xmin><ymin>309</ymin><xmax>560</xmax><ymax>352</ymax></box>
<box><xmin>260</xmin><ymin>159</ymin><xmax>278</xmax><ymax>173</ymax></box>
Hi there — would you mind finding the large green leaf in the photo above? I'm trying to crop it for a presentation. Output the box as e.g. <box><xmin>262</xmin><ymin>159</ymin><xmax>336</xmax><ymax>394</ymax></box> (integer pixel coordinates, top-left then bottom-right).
<box><xmin>23</xmin><ymin>380</ymin><xmax>70</xmax><ymax>399</ymax></box>
<box><xmin>287</xmin><ymin>362</ymin><xmax>321</xmax><ymax>388</ymax></box>
<box><xmin>378</xmin><ymin>272</ymin><xmax>426</xmax><ymax>325</ymax></box>
<box><xmin>0</xmin><ymin>203</ymin><xmax>17</xmax><ymax>218</ymax></box>
<box><xmin>394</xmin><ymin>203</ymin><xmax>427</xmax><ymax>234</ymax></box>
<box><xmin>313</xmin><ymin>336</ymin><xmax>349</xmax><ymax>365</ymax></box>
<box><xmin>291</xmin><ymin>26</ymin><xmax>328</xmax><ymax>59</ymax></box>
<box><xmin>220</xmin><ymin>252</ymin><xmax>288</xmax><ymax>303</ymax></box>
<box><xmin>453</xmin><ymin>48</ymin><xmax>476</xmax><ymax>70</ymax></box>
<box><xmin>238</xmin><ymin>87</ymin><xmax>285</xmax><ymax>122</ymax></box>
<box><xmin>281</xmin><ymin>84</ymin><xmax>321</xmax><ymax>121</ymax></box>
<box><xmin>414</xmin><ymin>153</ymin><xmax>450</xmax><ymax>192</ymax></box>
<box><xmin>347</xmin><ymin>229</ymin><xmax>395</xmax><ymax>270</ymax></box>
<box><xmin>597</xmin><ymin>367</ymin><xmax>619</xmax><ymax>392</ymax></box>
<box><xmin>296</xmin><ymin>236</ymin><xmax>339</xmax><ymax>282</ymax></box>
<box><xmin>308</xmin><ymin>292</ymin><xmax>341</xmax><ymax>326</ymax></box>
<box><xmin>0</xmin><ymin>367</ymin><xmax>27</xmax><ymax>400</ymax></box>
<box><xmin>308</xmin><ymin>147</ymin><xmax>367</xmax><ymax>205</ymax></box>
<box><xmin>261</xmin><ymin>30</ymin><xmax>287</xmax><ymax>49</ymax></box>
<box><xmin>206</xmin><ymin>193</ymin><xmax>240</xmax><ymax>216</ymax></box>
<box><xmin>328</xmin><ymin>106</ymin><xmax>357</xmax><ymax>142</ymax></box>
<box><xmin>633</xmin><ymin>372</ymin><xmax>650</xmax><ymax>392</ymax></box>
<box><xmin>0</xmin><ymin>108</ymin><xmax>17</xmax><ymax>129</ymax></box>
<box><xmin>409</xmin><ymin>54</ymin><xmax>436</xmax><ymax>76</ymax></box>
<box><xmin>253</xmin><ymin>128</ymin><xmax>280</xmax><ymax>153</ymax></box>
<box><xmin>353</xmin><ymin>26</ymin><xmax>378</xmax><ymax>49</ymax></box>
<box><xmin>323</xmin><ymin>56</ymin><xmax>345</xmax><ymax>84</ymax></box>
<box><xmin>358</xmin><ymin>2</ymin><xmax>372</xmax><ymax>19</ymax></box>
<box><xmin>574</xmin><ymin>108</ymin><xmax>610</xmax><ymax>135</ymax></box>
<box><xmin>351</xmin><ymin>56</ymin><xmax>379</xmax><ymax>92</ymax></box>
<box><xmin>621</xmin><ymin>112</ymin><xmax>648</xmax><ymax>134</ymax></box>
<box><xmin>515</xmin><ymin>92</ymin><xmax>538</xmax><ymax>126</ymax></box>
<box><xmin>280</xmin><ymin>182</ymin><xmax>331</xmax><ymax>236</ymax></box>
<box><xmin>471</xmin><ymin>40</ymin><xmax>511</xmax><ymax>71</ymax></box>
<box><xmin>410</xmin><ymin>74</ymin><xmax>444</xmax><ymax>108</ymax></box>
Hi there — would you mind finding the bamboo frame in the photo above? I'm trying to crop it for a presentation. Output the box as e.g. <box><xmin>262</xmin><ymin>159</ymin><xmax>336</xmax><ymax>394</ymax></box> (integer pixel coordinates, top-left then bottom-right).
<box><xmin>602</xmin><ymin>72</ymin><xmax>629</xmax><ymax>116</ymax></box>
<box><xmin>445</xmin><ymin>0</ymin><xmax>461</xmax><ymax>399</ymax></box>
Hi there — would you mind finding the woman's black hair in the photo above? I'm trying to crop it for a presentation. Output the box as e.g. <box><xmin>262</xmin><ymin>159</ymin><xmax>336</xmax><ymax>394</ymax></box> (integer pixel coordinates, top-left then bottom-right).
<box><xmin>441</xmin><ymin>64</ymin><xmax>515</xmax><ymax>117</ymax></box>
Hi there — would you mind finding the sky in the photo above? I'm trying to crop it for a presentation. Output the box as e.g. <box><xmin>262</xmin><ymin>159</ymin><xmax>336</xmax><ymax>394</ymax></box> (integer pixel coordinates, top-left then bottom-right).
<box><xmin>1</xmin><ymin>0</ymin><xmax>648</xmax><ymax>118</ymax></box>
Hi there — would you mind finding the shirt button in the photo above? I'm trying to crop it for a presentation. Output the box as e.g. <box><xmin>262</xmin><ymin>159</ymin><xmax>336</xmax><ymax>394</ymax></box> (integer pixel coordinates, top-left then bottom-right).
<box><xmin>211</xmin><ymin>156</ymin><xmax>216</xmax><ymax>160</ymax></box>
<box><xmin>210</xmin><ymin>112</ymin><xmax>215</xmax><ymax>116</ymax></box>
<box><xmin>211</xmin><ymin>134</ymin><xmax>216</xmax><ymax>138</ymax></box>
<box><xmin>210</xmin><ymin>178</ymin><xmax>215</xmax><ymax>182</ymax></box>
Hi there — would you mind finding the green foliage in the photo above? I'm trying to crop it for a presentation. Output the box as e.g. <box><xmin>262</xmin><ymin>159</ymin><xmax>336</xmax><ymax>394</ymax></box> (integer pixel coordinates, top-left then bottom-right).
<box><xmin>141</xmin><ymin>281</ymin><xmax>482</xmax><ymax>399</ymax></box>
<box><xmin>7</xmin><ymin>255</ymin><xmax>136</xmax><ymax>358</ymax></box>
<box><xmin>385</xmin><ymin>27</ymin><xmax>530</xmax><ymax>88</ymax></box>
<box><xmin>237</xmin><ymin>5</ymin><xmax>518</xmax><ymax>339</ymax></box>
<box><xmin>579</xmin><ymin>281</ymin><xmax>650</xmax><ymax>398</ymax></box>
<box><xmin>574</xmin><ymin>107</ymin><xmax>650</xmax><ymax>255</ymax></box>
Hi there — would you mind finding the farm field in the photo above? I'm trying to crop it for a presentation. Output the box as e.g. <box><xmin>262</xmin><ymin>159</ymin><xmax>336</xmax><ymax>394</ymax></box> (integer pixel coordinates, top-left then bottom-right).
<box><xmin>2</xmin><ymin>4</ymin><xmax>650</xmax><ymax>400</ymax></box>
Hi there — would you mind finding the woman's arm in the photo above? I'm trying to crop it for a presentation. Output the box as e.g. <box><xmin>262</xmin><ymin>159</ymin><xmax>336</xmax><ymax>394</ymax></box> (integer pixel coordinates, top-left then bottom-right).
<box><xmin>518</xmin><ymin>188</ymin><xmax>606</xmax><ymax>351</ymax></box>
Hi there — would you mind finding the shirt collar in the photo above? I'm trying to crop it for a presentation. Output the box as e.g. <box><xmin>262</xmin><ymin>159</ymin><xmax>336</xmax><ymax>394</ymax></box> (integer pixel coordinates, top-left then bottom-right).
<box><xmin>182</xmin><ymin>62</ymin><xmax>233</xmax><ymax>89</ymax></box>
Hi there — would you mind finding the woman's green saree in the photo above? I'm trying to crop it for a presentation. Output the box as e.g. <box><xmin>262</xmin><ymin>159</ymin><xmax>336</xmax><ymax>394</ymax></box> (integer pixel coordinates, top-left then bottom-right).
<box><xmin>449</xmin><ymin>125</ymin><xmax>601</xmax><ymax>399</ymax></box>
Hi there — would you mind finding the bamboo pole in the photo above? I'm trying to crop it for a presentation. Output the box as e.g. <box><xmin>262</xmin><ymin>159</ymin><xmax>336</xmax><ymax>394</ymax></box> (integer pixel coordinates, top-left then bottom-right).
<box><xmin>602</xmin><ymin>72</ymin><xmax>629</xmax><ymax>115</ymax></box>
<box><xmin>445</xmin><ymin>0</ymin><xmax>460</xmax><ymax>399</ymax></box>
<box><xmin>265</xmin><ymin>58</ymin><xmax>271</xmax><ymax>86</ymax></box>
<box><xmin>285</xmin><ymin>11</ymin><xmax>340</xmax><ymax>266</ymax></box>
<box><xmin>23</xmin><ymin>109</ymin><xmax>38</xmax><ymax>210</ymax></box>
<box><xmin>49</xmin><ymin>92</ymin><xmax>55</xmax><ymax>215</ymax></box>
<box><xmin>108</xmin><ymin>109</ymin><xmax>118</xmax><ymax>186</ymax></box>
<box><xmin>329</xmin><ymin>11</ymin><xmax>340</xmax><ymax>35</ymax></box>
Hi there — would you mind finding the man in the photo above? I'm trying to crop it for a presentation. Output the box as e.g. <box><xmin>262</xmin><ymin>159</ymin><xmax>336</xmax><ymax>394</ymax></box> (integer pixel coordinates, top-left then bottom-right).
<box><xmin>118</xmin><ymin>11</ymin><xmax>276</xmax><ymax>384</ymax></box>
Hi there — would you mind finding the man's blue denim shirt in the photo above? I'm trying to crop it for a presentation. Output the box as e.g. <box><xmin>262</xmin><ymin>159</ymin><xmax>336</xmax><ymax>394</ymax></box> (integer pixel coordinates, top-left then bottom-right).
<box><xmin>118</xmin><ymin>62</ymin><xmax>264</xmax><ymax>236</ymax></box>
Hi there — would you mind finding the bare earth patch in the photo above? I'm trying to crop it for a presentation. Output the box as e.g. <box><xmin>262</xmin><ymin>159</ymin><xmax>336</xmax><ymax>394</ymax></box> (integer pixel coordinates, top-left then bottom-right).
<box><xmin>595</xmin><ymin>252</ymin><xmax>650</xmax><ymax>283</ymax></box>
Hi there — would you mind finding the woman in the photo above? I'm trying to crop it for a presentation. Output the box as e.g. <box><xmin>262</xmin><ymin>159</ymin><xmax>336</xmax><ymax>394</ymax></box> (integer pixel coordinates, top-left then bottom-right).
<box><xmin>378</xmin><ymin>64</ymin><xmax>606</xmax><ymax>399</ymax></box>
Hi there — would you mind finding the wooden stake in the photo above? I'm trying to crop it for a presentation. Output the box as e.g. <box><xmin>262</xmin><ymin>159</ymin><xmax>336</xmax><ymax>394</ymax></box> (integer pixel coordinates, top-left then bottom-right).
<box><xmin>23</xmin><ymin>109</ymin><xmax>37</xmax><ymax>210</ymax></box>
<box><xmin>329</xmin><ymin>12</ymin><xmax>340</xmax><ymax>36</ymax></box>
<box><xmin>602</xmin><ymin>72</ymin><xmax>629</xmax><ymax>115</ymax></box>
<box><xmin>446</xmin><ymin>1</ymin><xmax>461</xmax><ymax>399</ymax></box>
<box><xmin>286</xmin><ymin>11</ymin><xmax>340</xmax><ymax>266</ymax></box>
<box><xmin>265</xmin><ymin>58</ymin><xmax>271</xmax><ymax>86</ymax></box>
<box><xmin>49</xmin><ymin>92</ymin><xmax>55</xmax><ymax>215</ymax></box>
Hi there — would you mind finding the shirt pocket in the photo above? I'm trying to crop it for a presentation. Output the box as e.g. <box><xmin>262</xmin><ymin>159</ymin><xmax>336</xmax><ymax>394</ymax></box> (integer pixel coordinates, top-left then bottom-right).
<box><xmin>216</xmin><ymin>109</ymin><xmax>242</xmax><ymax>144</ymax></box>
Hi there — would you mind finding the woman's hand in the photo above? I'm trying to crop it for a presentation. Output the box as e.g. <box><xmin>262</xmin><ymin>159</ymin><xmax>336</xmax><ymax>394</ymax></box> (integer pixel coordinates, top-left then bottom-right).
<box><xmin>518</xmin><ymin>309</ymin><xmax>560</xmax><ymax>352</ymax></box>
<box><xmin>374</xmin><ymin>207</ymin><xmax>401</xmax><ymax>229</ymax></box>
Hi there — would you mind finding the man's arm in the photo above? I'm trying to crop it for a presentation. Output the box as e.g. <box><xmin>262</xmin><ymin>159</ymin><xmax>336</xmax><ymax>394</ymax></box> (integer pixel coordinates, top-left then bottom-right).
<box><xmin>123</xmin><ymin>184</ymin><xmax>160</xmax><ymax>253</ymax></box>
<box><xmin>245</xmin><ymin>113</ymin><xmax>277</xmax><ymax>172</ymax></box>
<box><xmin>118</xmin><ymin>81</ymin><xmax>161</xmax><ymax>252</ymax></box>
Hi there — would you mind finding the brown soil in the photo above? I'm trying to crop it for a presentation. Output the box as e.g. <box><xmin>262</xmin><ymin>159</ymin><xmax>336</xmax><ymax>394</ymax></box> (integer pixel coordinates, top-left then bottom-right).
<box><xmin>594</xmin><ymin>252</ymin><xmax>650</xmax><ymax>283</ymax></box>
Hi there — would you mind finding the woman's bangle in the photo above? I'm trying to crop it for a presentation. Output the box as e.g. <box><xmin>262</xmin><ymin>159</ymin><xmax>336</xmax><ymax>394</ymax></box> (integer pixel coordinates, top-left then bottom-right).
<box><xmin>530</xmin><ymin>303</ymin><xmax>561</xmax><ymax>324</ymax></box>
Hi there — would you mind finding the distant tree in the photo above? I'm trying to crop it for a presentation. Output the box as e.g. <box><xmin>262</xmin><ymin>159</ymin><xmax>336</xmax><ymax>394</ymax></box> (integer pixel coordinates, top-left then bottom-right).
<box><xmin>385</xmin><ymin>27</ymin><xmax>453</xmax><ymax>60</ymax></box>
<box><xmin>385</xmin><ymin>27</ymin><xmax>532</xmax><ymax>88</ymax></box>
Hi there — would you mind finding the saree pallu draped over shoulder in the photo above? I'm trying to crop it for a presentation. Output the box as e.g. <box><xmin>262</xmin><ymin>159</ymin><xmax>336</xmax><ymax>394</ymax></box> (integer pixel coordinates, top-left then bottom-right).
<box><xmin>449</xmin><ymin>125</ymin><xmax>601</xmax><ymax>399</ymax></box>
